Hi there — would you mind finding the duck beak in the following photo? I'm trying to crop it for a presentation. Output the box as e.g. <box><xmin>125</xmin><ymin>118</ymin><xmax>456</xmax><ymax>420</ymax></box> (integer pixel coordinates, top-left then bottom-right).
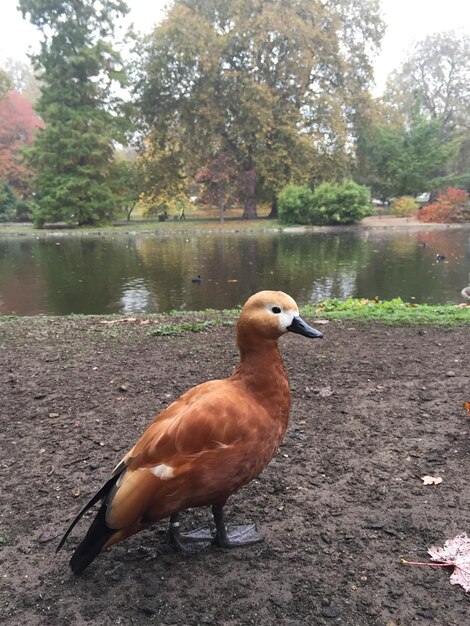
<box><xmin>287</xmin><ymin>315</ymin><xmax>323</xmax><ymax>338</ymax></box>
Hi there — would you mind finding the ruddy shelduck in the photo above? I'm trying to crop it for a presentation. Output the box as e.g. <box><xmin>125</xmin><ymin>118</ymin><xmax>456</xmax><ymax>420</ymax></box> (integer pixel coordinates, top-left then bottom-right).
<box><xmin>57</xmin><ymin>290</ymin><xmax>323</xmax><ymax>573</ymax></box>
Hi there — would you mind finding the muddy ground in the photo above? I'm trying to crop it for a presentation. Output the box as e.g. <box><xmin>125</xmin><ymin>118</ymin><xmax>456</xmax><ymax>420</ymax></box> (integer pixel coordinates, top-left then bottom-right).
<box><xmin>1</xmin><ymin>314</ymin><xmax>469</xmax><ymax>626</ymax></box>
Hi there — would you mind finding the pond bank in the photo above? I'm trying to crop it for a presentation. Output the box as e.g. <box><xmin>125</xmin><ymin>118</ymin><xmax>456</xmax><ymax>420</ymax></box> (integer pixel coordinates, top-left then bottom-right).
<box><xmin>1</xmin><ymin>215</ymin><xmax>470</xmax><ymax>238</ymax></box>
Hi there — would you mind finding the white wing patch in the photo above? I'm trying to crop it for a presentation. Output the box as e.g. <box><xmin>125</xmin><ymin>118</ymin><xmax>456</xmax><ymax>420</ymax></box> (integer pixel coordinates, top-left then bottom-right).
<box><xmin>149</xmin><ymin>464</ymin><xmax>175</xmax><ymax>480</ymax></box>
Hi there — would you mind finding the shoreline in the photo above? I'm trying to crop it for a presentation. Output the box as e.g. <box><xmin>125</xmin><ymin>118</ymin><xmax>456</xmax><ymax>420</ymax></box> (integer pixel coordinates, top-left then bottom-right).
<box><xmin>0</xmin><ymin>215</ymin><xmax>469</xmax><ymax>238</ymax></box>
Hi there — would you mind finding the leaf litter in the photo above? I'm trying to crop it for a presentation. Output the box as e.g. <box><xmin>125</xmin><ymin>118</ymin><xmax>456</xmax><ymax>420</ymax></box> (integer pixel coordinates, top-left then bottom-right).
<box><xmin>402</xmin><ymin>532</ymin><xmax>470</xmax><ymax>592</ymax></box>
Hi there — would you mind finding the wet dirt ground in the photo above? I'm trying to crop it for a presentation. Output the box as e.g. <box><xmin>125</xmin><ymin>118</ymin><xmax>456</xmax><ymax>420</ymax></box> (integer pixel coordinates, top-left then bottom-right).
<box><xmin>1</xmin><ymin>314</ymin><xmax>469</xmax><ymax>625</ymax></box>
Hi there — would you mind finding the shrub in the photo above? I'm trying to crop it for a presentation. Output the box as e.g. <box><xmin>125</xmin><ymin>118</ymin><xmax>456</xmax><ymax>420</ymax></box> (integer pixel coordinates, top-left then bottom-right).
<box><xmin>277</xmin><ymin>184</ymin><xmax>315</xmax><ymax>224</ymax></box>
<box><xmin>418</xmin><ymin>187</ymin><xmax>469</xmax><ymax>223</ymax></box>
<box><xmin>391</xmin><ymin>196</ymin><xmax>419</xmax><ymax>217</ymax></box>
<box><xmin>310</xmin><ymin>180</ymin><xmax>372</xmax><ymax>225</ymax></box>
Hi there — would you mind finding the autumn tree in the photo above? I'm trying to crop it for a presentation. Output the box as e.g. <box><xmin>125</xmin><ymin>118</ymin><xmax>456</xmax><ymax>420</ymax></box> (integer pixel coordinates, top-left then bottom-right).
<box><xmin>137</xmin><ymin>0</ymin><xmax>384</xmax><ymax>218</ymax></box>
<box><xmin>19</xmin><ymin>0</ymin><xmax>130</xmax><ymax>226</ymax></box>
<box><xmin>0</xmin><ymin>90</ymin><xmax>43</xmax><ymax>217</ymax></box>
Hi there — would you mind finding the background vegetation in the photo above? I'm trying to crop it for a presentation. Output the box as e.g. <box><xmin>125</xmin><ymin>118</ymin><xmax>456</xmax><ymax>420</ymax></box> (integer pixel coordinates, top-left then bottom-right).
<box><xmin>0</xmin><ymin>1</ymin><xmax>469</xmax><ymax>227</ymax></box>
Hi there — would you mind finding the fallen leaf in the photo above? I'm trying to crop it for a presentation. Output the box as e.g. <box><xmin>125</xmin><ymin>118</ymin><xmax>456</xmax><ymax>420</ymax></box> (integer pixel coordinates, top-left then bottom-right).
<box><xmin>311</xmin><ymin>319</ymin><xmax>330</xmax><ymax>325</ymax></box>
<box><xmin>98</xmin><ymin>317</ymin><xmax>137</xmax><ymax>326</ymax></box>
<box><xmin>37</xmin><ymin>530</ymin><xmax>59</xmax><ymax>543</ymax></box>
<box><xmin>318</xmin><ymin>385</ymin><xmax>333</xmax><ymax>397</ymax></box>
<box><xmin>71</xmin><ymin>487</ymin><xmax>81</xmax><ymax>498</ymax></box>
<box><xmin>421</xmin><ymin>475</ymin><xmax>443</xmax><ymax>485</ymax></box>
<box><xmin>48</xmin><ymin>412</ymin><xmax>59</xmax><ymax>418</ymax></box>
<box><xmin>428</xmin><ymin>533</ymin><xmax>470</xmax><ymax>592</ymax></box>
<box><xmin>464</xmin><ymin>402</ymin><xmax>470</xmax><ymax>416</ymax></box>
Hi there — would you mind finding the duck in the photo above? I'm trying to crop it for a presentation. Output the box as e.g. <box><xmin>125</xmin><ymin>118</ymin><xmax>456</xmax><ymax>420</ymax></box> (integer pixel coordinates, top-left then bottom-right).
<box><xmin>436</xmin><ymin>254</ymin><xmax>446</xmax><ymax>262</ymax></box>
<box><xmin>56</xmin><ymin>290</ymin><xmax>323</xmax><ymax>574</ymax></box>
<box><xmin>191</xmin><ymin>275</ymin><xmax>202</xmax><ymax>283</ymax></box>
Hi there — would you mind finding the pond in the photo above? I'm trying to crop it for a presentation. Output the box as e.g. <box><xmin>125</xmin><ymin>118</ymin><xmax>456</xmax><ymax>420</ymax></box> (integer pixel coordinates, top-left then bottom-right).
<box><xmin>0</xmin><ymin>227</ymin><xmax>469</xmax><ymax>315</ymax></box>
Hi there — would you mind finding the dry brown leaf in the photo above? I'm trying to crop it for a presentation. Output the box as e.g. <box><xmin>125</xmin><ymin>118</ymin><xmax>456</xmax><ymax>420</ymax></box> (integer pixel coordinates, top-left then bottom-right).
<box><xmin>421</xmin><ymin>475</ymin><xmax>443</xmax><ymax>485</ymax></box>
<box><xmin>311</xmin><ymin>319</ymin><xmax>330</xmax><ymax>325</ymax></box>
<box><xmin>464</xmin><ymin>402</ymin><xmax>470</xmax><ymax>416</ymax></box>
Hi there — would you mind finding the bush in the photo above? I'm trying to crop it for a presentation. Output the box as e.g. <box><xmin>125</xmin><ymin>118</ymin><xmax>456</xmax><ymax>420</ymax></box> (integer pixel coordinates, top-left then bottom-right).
<box><xmin>391</xmin><ymin>196</ymin><xmax>419</xmax><ymax>217</ymax></box>
<box><xmin>277</xmin><ymin>184</ymin><xmax>315</xmax><ymax>224</ymax></box>
<box><xmin>310</xmin><ymin>180</ymin><xmax>372</xmax><ymax>225</ymax></box>
<box><xmin>418</xmin><ymin>187</ymin><xmax>469</xmax><ymax>223</ymax></box>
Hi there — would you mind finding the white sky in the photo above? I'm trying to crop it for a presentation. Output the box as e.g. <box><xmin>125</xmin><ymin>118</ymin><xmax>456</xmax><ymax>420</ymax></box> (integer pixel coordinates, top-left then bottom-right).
<box><xmin>1</xmin><ymin>0</ymin><xmax>469</xmax><ymax>94</ymax></box>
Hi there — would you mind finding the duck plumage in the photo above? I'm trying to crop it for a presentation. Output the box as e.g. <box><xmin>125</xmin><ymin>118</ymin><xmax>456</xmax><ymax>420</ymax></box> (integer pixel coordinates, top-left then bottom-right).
<box><xmin>57</xmin><ymin>290</ymin><xmax>322</xmax><ymax>573</ymax></box>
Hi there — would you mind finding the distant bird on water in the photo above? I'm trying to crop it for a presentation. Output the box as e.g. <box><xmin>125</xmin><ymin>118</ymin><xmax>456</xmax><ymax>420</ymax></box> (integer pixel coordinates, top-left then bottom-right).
<box><xmin>56</xmin><ymin>290</ymin><xmax>323</xmax><ymax>574</ymax></box>
<box><xmin>436</xmin><ymin>254</ymin><xmax>446</xmax><ymax>262</ymax></box>
<box><xmin>191</xmin><ymin>275</ymin><xmax>202</xmax><ymax>283</ymax></box>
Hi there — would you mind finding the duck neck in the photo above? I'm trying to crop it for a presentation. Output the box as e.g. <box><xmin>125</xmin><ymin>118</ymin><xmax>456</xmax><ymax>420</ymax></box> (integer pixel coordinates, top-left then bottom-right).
<box><xmin>232</xmin><ymin>340</ymin><xmax>291</xmax><ymax>421</ymax></box>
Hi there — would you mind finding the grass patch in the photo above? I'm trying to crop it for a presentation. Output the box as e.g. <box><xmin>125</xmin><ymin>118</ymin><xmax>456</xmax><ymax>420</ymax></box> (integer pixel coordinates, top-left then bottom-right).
<box><xmin>303</xmin><ymin>297</ymin><xmax>470</xmax><ymax>326</ymax></box>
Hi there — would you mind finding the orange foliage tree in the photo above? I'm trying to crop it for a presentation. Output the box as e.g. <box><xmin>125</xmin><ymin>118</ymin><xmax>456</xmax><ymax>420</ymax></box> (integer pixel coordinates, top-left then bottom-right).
<box><xmin>418</xmin><ymin>187</ymin><xmax>469</xmax><ymax>223</ymax></box>
<box><xmin>0</xmin><ymin>90</ymin><xmax>43</xmax><ymax>197</ymax></box>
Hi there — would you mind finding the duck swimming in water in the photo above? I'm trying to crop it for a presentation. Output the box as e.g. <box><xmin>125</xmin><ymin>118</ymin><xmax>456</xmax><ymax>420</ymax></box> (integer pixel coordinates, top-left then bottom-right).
<box><xmin>57</xmin><ymin>290</ymin><xmax>323</xmax><ymax>573</ymax></box>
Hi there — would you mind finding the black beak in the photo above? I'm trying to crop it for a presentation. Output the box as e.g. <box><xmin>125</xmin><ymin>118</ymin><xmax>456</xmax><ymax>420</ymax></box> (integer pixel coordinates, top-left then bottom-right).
<box><xmin>287</xmin><ymin>315</ymin><xmax>323</xmax><ymax>338</ymax></box>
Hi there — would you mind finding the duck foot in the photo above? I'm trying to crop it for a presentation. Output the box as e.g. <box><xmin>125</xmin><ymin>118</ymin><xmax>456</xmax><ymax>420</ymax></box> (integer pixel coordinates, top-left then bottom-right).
<box><xmin>212</xmin><ymin>505</ymin><xmax>264</xmax><ymax>548</ymax></box>
<box><xmin>167</xmin><ymin>514</ymin><xmax>212</xmax><ymax>553</ymax></box>
<box><xmin>167</xmin><ymin>508</ymin><xmax>264</xmax><ymax>553</ymax></box>
<box><xmin>213</xmin><ymin>523</ymin><xmax>263</xmax><ymax>548</ymax></box>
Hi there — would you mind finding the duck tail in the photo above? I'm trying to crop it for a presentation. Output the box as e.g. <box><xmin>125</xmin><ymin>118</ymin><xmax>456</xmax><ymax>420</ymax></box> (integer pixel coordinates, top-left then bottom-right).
<box><xmin>56</xmin><ymin>464</ymin><xmax>126</xmax><ymax>574</ymax></box>
<box><xmin>69</xmin><ymin>499</ymin><xmax>114</xmax><ymax>574</ymax></box>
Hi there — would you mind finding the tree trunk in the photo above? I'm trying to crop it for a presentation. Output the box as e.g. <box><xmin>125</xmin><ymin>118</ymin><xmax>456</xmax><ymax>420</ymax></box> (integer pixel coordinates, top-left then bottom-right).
<box><xmin>241</xmin><ymin>168</ymin><xmax>257</xmax><ymax>219</ymax></box>
<box><xmin>267</xmin><ymin>196</ymin><xmax>278</xmax><ymax>219</ymax></box>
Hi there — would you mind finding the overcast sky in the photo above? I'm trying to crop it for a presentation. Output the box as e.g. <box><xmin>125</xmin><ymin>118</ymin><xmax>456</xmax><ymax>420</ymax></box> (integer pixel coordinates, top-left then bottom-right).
<box><xmin>1</xmin><ymin>0</ymin><xmax>469</xmax><ymax>94</ymax></box>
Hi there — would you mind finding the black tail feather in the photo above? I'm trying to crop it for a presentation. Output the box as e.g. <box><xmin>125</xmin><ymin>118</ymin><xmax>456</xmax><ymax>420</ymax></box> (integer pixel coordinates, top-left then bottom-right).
<box><xmin>56</xmin><ymin>470</ymin><xmax>123</xmax><ymax>554</ymax></box>
<box><xmin>69</xmin><ymin>499</ymin><xmax>115</xmax><ymax>574</ymax></box>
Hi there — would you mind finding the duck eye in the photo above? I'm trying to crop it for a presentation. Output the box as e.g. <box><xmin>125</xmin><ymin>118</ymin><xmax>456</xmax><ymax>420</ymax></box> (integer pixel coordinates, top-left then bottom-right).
<box><xmin>271</xmin><ymin>306</ymin><xmax>281</xmax><ymax>314</ymax></box>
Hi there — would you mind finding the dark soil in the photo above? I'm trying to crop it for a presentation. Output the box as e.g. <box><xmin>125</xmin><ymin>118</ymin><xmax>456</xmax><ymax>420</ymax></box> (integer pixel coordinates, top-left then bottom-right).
<box><xmin>1</xmin><ymin>315</ymin><xmax>469</xmax><ymax>625</ymax></box>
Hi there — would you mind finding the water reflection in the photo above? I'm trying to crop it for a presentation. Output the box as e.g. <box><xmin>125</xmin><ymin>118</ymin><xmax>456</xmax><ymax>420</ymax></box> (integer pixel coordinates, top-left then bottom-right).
<box><xmin>0</xmin><ymin>228</ymin><xmax>469</xmax><ymax>315</ymax></box>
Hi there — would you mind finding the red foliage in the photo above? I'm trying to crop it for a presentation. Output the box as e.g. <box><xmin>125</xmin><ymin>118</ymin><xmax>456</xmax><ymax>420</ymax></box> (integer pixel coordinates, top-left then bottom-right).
<box><xmin>418</xmin><ymin>187</ymin><xmax>469</xmax><ymax>223</ymax></box>
<box><xmin>0</xmin><ymin>91</ymin><xmax>44</xmax><ymax>195</ymax></box>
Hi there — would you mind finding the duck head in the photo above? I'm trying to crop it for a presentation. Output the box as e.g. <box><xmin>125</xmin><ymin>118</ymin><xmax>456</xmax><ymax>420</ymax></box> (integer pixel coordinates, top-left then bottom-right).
<box><xmin>237</xmin><ymin>290</ymin><xmax>323</xmax><ymax>349</ymax></box>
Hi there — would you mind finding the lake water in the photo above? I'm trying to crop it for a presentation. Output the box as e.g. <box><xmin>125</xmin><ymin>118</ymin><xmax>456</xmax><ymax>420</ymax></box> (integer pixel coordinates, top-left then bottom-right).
<box><xmin>1</xmin><ymin>227</ymin><xmax>469</xmax><ymax>315</ymax></box>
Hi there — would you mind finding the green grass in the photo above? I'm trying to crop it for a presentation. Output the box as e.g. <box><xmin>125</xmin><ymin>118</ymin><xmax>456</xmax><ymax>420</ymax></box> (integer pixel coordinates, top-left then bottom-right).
<box><xmin>302</xmin><ymin>297</ymin><xmax>470</xmax><ymax>326</ymax></box>
<box><xmin>0</xmin><ymin>299</ymin><xmax>468</xmax><ymax>334</ymax></box>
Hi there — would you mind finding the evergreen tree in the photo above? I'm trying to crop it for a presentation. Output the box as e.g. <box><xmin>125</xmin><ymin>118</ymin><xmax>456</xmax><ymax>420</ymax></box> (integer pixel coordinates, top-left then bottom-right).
<box><xmin>19</xmin><ymin>0</ymin><xmax>130</xmax><ymax>226</ymax></box>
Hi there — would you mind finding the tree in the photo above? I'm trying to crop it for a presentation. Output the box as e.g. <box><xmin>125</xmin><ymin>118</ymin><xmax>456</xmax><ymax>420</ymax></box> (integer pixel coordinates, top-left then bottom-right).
<box><xmin>0</xmin><ymin>90</ymin><xmax>43</xmax><ymax>199</ymax></box>
<box><xmin>357</xmin><ymin>117</ymin><xmax>458</xmax><ymax>198</ymax></box>
<box><xmin>0</xmin><ymin>68</ymin><xmax>13</xmax><ymax>101</ymax></box>
<box><xmin>3</xmin><ymin>58</ymin><xmax>41</xmax><ymax>104</ymax></box>
<box><xmin>383</xmin><ymin>32</ymin><xmax>470</xmax><ymax>190</ymax></box>
<box><xmin>110</xmin><ymin>159</ymin><xmax>144</xmax><ymax>221</ymax></box>
<box><xmin>137</xmin><ymin>0</ymin><xmax>384</xmax><ymax>218</ymax></box>
<box><xmin>19</xmin><ymin>0</ymin><xmax>130</xmax><ymax>226</ymax></box>
<box><xmin>384</xmin><ymin>32</ymin><xmax>470</xmax><ymax>134</ymax></box>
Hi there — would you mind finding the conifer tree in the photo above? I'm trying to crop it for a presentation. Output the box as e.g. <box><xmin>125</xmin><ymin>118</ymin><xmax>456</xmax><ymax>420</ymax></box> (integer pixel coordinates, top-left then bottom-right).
<box><xmin>19</xmin><ymin>0</ymin><xmax>130</xmax><ymax>226</ymax></box>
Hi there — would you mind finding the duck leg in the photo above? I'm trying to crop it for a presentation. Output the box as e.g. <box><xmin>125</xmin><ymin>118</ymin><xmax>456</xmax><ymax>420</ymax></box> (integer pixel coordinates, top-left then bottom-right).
<box><xmin>167</xmin><ymin>512</ymin><xmax>213</xmax><ymax>553</ymax></box>
<box><xmin>211</xmin><ymin>505</ymin><xmax>263</xmax><ymax>548</ymax></box>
